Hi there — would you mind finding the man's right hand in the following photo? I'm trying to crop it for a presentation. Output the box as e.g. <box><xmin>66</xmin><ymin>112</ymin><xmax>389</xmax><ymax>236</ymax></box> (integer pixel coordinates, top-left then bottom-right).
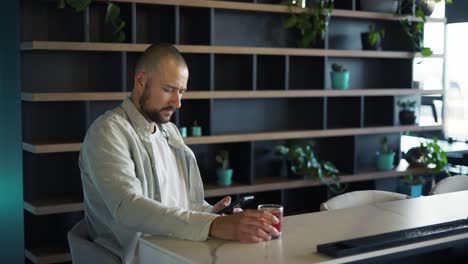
<box><xmin>209</xmin><ymin>209</ymin><xmax>280</xmax><ymax>243</ymax></box>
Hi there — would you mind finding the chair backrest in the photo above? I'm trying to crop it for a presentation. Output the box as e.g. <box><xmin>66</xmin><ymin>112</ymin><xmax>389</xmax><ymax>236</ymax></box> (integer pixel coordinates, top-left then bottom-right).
<box><xmin>320</xmin><ymin>190</ymin><xmax>410</xmax><ymax>211</ymax></box>
<box><xmin>68</xmin><ymin>219</ymin><xmax>121</xmax><ymax>264</ymax></box>
<box><xmin>430</xmin><ymin>175</ymin><xmax>468</xmax><ymax>195</ymax></box>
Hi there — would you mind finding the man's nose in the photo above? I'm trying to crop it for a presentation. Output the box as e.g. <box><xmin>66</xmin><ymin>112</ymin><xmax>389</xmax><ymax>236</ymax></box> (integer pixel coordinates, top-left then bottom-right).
<box><xmin>170</xmin><ymin>92</ymin><xmax>182</xmax><ymax>109</ymax></box>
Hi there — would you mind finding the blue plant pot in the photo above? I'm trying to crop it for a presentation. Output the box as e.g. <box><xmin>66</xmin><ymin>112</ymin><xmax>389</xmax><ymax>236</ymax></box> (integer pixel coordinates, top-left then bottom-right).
<box><xmin>216</xmin><ymin>168</ymin><xmax>233</xmax><ymax>187</ymax></box>
<box><xmin>399</xmin><ymin>183</ymin><xmax>422</xmax><ymax>198</ymax></box>
<box><xmin>191</xmin><ymin>126</ymin><xmax>202</xmax><ymax>137</ymax></box>
<box><xmin>179</xmin><ymin>127</ymin><xmax>187</xmax><ymax>138</ymax></box>
<box><xmin>330</xmin><ymin>71</ymin><xmax>350</xmax><ymax>90</ymax></box>
<box><xmin>376</xmin><ymin>152</ymin><xmax>395</xmax><ymax>171</ymax></box>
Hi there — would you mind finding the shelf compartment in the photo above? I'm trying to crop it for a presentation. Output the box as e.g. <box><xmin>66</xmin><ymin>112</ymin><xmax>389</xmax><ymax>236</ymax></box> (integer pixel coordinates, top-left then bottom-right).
<box><xmin>354</xmin><ymin>133</ymin><xmax>401</xmax><ymax>173</ymax></box>
<box><xmin>178</xmin><ymin>100</ymin><xmax>211</xmax><ymax>135</ymax></box>
<box><xmin>23</xmin><ymin>152</ymin><xmax>82</xmax><ymax>202</ymax></box>
<box><xmin>22</xmin><ymin>102</ymin><xmax>86</xmax><ymax>144</ymax></box>
<box><xmin>364</xmin><ymin>96</ymin><xmax>395</xmax><ymax>127</ymax></box>
<box><xmin>22</xmin><ymin>51</ymin><xmax>123</xmax><ymax>93</ymax></box>
<box><xmin>328</xmin><ymin>18</ymin><xmax>411</xmax><ymax>51</ymax></box>
<box><xmin>214</xmin><ymin>54</ymin><xmax>253</xmax><ymax>90</ymax></box>
<box><xmin>24</xmin><ymin>212</ymin><xmax>82</xmax><ymax>262</ymax></box>
<box><xmin>180</xmin><ymin>7</ymin><xmax>211</xmax><ymax>45</ymax></box>
<box><xmin>25</xmin><ymin>246</ymin><xmax>71</xmax><ymax>264</ymax></box>
<box><xmin>136</xmin><ymin>4</ymin><xmax>176</xmax><ymax>44</ymax></box>
<box><xmin>89</xmin><ymin>2</ymin><xmax>132</xmax><ymax>43</ymax></box>
<box><xmin>185</xmin><ymin>54</ymin><xmax>211</xmax><ymax>91</ymax></box>
<box><xmin>257</xmin><ymin>55</ymin><xmax>286</xmax><ymax>90</ymax></box>
<box><xmin>283</xmin><ymin>187</ymin><xmax>327</xmax><ymax>215</ymax></box>
<box><xmin>210</xmin><ymin>98</ymin><xmax>323</xmax><ymax>134</ymax></box>
<box><xmin>289</xmin><ymin>56</ymin><xmax>324</xmax><ymax>90</ymax></box>
<box><xmin>213</xmin><ymin>9</ymin><xmax>295</xmax><ymax>47</ymax></box>
<box><xmin>21</xmin><ymin>0</ymin><xmax>84</xmax><ymax>42</ymax></box>
<box><xmin>326</xmin><ymin>58</ymin><xmax>412</xmax><ymax>89</ymax></box>
<box><xmin>315</xmin><ymin>136</ymin><xmax>356</xmax><ymax>174</ymax></box>
<box><xmin>326</xmin><ymin>97</ymin><xmax>361</xmax><ymax>129</ymax></box>
<box><xmin>21</xmin><ymin>89</ymin><xmax>443</xmax><ymax>102</ymax></box>
<box><xmin>190</xmin><ymin>142</ymin><xmax>253</xmax><ymax>185</ymax></box>
<box><xmin>252</xmin><ymin>140</ymin><xmax>289</xmax><ymax>180</ymax></box>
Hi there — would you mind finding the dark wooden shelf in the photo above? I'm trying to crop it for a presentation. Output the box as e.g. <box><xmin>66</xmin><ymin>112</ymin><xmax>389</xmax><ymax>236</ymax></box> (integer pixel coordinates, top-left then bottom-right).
<box><xmin>25</xmin><ymin>246</ymin><xmax>71</xmax><ymax>264</ymax></box>
<box><xmin>100</xmin><ymin>0</ymin><xmax>446</xmax><ymax>22</ymax></box>
<box><xmin>21</xmin><ymin>41</ymin><xmax>444</xmax><ymax>59</ymax></box>
<box><xmin>24</xmin><ymin>198</ymin><xmax>83</xmax><ymax>215</ymax></box>
<box><xmin>22</xmin><ymin>125</ymin><xmax>442</xmax><ymax>153</ymax></box>
<box><xmin>184</xmin><ymin>125</ymin><xmax>442</xmax><ymax>145</ymax></box>
<box><xmin>205</xmin><ymin>161</ymin><xmax>430</xmax><ymax>197</ymax></box>
<box><xmin>23</xmin><ymin>142</ymin><xmax>82</xmax><ymax>154</ymax></box>
<box><xmin>21</xmin><ymin>89</ymin><xmax>443</xmax><ymax>102</ymax></box>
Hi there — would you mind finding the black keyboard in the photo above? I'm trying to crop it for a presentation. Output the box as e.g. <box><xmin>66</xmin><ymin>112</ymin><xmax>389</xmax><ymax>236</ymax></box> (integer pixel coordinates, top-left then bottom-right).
<box><xmin>317</xmin><ymin>218</ymin><xmax>468</xmax><ymax>258</ymax></box>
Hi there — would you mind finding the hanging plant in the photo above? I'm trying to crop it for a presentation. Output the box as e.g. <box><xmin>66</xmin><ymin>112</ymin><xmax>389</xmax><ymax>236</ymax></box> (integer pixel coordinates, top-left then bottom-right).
<box><xmin>274</xmin><ymin>140</ymin><xmax>347</xmax><ymax>194</ymax></box>
<box><xmin>283</xmin><ymin>0</ymin><xmax>334</xmax><ymax>48</ymax></box>
<box><xmin>58</xmin><ymin>0</ymin><xmax>126</xmax><ymax>42</ymax></box>
<box><xmin>400</xmin><ymin>0</ymin><xmax>453</xmax><ymax>57</ymax></box>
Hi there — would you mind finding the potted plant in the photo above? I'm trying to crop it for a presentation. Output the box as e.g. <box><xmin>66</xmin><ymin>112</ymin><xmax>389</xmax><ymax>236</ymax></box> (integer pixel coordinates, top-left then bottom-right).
<box><xmin>399</xmin><ymin>173</ymin><xmax>424</xmax><ymax>197</ymax></box>
<box><xmin>191</xmin><ymin>120</ymin><xmax>202</xmax><ymax>137</ymax></box>
<box><xmin>361</xmin><ymin>25</ymin><xmax>385</xmax><ymax>50</ymax></box>
<box><xmin>397</xmin><ymin>100</ymin><xmax>417</xmax><ymax>125</ymax></box>
<box><xmin>274</xmin><ymin>140</ymin><xmax>346</xmax><ymax>194</ymax></box>
<box><xmin>216</xmin><ymin>150</ymin><xmax>233</xmax><ymax>187</ymax></box>
<box><xmin>330</xmin><ymin>63</ymin><xmax>350</xmax><ymax>90</ymax></box>
<box><xmin>283</xmin><ymin>0</ymin><xmax>334</xmax><ymax>48</ymax></box>
<box><xmin>404</xmin><ymin>137</ymin><xmax>449</xmax><ymax>175</ymax></box>
<box><xmin>376</xmin><ymin>136</ymin><xmax>395</xmax><ymax>171</ymax></box>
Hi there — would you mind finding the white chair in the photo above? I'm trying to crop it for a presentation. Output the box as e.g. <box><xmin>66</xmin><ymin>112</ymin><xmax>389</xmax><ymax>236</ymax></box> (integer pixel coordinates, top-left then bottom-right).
<box><xmin>430</xmin><ymin>175</ymin><xmax>468</xmax><ymax>195</ymax></box>
<box><xmin>320</xmin><ymin>190</ymin><xmax>410</xmax><ymax>211</ymax></box>
<box><xmin>68</xmin><ymin>219</ymin><xmax>121</xmax><ymax>264</ymax></box>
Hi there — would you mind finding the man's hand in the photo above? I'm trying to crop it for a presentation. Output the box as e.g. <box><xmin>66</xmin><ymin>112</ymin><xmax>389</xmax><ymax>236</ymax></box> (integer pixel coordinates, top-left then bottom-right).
<box><xmin>209</xmin><ymin>210</ymin><xmax>280</xmax><ymax>243</ymax></box>
<box><xmin>210</xmin><ymin>196</ymin><xmax>232</xmax><ymax>214</ymax></box>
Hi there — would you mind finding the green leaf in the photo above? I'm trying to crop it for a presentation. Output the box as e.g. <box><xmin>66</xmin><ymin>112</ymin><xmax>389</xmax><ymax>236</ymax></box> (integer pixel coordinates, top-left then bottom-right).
<box><xmin>114</xmin><ymin>20</ymin><xmax>125</xmax><ymax>34</ymax></box>
<box><xmin>420</xmin><ymin>47</ymin><xmax>433</xmax><ymax>57</ymax></box>
<box><xmin>368</xmin><ymin>32</ymin><xmax>378</xmax><ymax>46</ymax></box>
<box><xmin>105</xmin><ymin>2</ymin><xmax>121</xmax><ymax>25</ymax></box>
<box><xmin>58</xmin><ymin>0</ymin><xmax>66</xmax><ymax>9</ymax></box>
<box><xmin>283</xmin><ymin>15</ymin><xmax>297</xmax><ymax>29</ymax></box>
<box><xmin>66</xmin><ymin>0</ymin><xmax>91</xmax><ymax>12</ymax></box>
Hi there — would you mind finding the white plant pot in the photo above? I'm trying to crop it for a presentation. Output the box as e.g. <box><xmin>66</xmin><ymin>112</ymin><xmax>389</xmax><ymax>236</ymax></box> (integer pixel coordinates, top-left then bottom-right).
<box><xmin>360</xmin><ymin>0</ymin><xmax>399</xmax><ymax>13</ymax></box>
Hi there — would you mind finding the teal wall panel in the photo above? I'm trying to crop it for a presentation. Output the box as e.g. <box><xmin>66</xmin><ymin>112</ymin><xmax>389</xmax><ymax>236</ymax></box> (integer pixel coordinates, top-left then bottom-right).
<box><xmin>0</xmin><ymin>1</ymin><xmax>24</xmax><ymax>263</ymax></box>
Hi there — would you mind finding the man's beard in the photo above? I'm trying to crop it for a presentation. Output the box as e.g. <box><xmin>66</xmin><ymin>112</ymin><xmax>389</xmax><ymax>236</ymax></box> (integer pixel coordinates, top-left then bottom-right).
<box><xmin>139</xmin><ymin>82</ymin><xmax>175</xmax><ymax>124</ymax></box>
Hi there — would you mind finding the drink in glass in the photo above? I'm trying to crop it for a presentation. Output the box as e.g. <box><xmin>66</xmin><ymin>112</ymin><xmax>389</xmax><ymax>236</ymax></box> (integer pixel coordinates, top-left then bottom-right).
<box><xmin>258</xmin><ymin>204</ymin><xmax>283</xmax><ymax>239</ymax></box>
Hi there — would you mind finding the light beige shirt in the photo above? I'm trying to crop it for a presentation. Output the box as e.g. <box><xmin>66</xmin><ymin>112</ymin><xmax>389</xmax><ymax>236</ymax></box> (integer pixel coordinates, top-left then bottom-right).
<box><xmin>150</xmin><ymin>126</ymin><xmax>188</xmax><ymax>210</ymax></box>
<box><xmin>79</xmin><ymin>98</ymin><xmax>218</xmax><ymax>264</ymax></box>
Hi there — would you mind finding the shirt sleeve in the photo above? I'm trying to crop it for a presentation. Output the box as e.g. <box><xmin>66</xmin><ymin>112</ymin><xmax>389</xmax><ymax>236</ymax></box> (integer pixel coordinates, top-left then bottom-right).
<box><xmin>81</xmin><ymin>116</ymin><xmax>218</xmax><ymax>241</ymax></box>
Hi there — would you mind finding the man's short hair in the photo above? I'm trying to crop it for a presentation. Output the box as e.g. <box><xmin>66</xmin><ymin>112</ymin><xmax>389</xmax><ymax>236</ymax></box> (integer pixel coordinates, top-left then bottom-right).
<box><xmin>134</xmin><ymin>43</ymin><xmax>187</xmax><ymax>77</ymax></box>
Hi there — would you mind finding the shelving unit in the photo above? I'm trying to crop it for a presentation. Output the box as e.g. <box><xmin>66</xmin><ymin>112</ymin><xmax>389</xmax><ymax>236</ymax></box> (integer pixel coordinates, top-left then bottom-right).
<box><xmin>20</xmin><ymin>0</ymin><xmax>445</xmax><ymax>263</ymax></box>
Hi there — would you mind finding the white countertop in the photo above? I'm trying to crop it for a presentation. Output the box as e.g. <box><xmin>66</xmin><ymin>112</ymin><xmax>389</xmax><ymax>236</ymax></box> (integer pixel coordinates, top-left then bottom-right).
<box><xmin>139</xmin><ymin>191</ymin><xmax>468</xmax><ymax>264</ymax></box>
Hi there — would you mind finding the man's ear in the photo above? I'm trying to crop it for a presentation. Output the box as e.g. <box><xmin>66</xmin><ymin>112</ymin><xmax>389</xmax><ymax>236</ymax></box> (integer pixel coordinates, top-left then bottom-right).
<box><xmin>135</xmin><ymin>72</ymin><xmax>146</xmax><ymax>91</ymax></box>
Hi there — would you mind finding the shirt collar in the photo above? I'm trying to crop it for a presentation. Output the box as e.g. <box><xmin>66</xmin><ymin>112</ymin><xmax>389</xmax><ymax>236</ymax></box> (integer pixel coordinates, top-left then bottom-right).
<box><xmin>122</xmin><ymin>97</ymin><xmax>158</xmax><ymax>135</ymax></box>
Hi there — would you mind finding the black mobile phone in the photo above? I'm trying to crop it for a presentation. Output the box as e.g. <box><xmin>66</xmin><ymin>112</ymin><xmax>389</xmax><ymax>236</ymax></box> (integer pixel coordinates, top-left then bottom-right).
<box><xmin>217</xmin><ymin>196</ymin><xmax>254</xmax><ymax>215</ymax></box>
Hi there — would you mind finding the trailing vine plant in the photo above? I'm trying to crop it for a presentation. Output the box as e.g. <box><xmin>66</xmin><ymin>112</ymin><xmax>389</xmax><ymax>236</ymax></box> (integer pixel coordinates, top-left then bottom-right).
<box><xmin>58</xmin><ymin>0</ymin><xmax>126</xmax><ymax>42</ymax></box>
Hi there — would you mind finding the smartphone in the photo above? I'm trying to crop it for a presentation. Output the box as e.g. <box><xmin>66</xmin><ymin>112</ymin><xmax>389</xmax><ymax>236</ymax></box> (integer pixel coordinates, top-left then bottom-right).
<box><xmin>217</xmin><ymin>196</ymin><xmax>254</xmax><ymax>215</ymax></box>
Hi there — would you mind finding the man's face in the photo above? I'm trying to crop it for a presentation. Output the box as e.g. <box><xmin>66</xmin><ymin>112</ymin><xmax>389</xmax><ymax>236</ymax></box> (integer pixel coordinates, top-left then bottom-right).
<box><xmin>137</xmin><ymin>59</ymin><xmax>188</xmax><ymax>124</ymax></box>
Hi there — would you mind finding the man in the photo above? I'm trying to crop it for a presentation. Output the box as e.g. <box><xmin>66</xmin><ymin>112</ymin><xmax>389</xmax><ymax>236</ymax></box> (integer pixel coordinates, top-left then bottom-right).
<box><xmin>79</xmin><ymin>44</ymin><xmax>279</xmax><ymax>264</ymax></box>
